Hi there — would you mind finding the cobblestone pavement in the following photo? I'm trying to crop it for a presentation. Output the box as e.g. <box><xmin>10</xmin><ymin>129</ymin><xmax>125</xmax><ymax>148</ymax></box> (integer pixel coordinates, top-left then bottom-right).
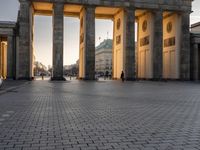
<box><xmin>0</xmin><ymin>80</ymin><xmax>200</xmax><ymax>150</ymax></box>
<box><xmin>0</xmin><ymin>80</ymin><xmax>28</xmax><ymax>95</ymax></box>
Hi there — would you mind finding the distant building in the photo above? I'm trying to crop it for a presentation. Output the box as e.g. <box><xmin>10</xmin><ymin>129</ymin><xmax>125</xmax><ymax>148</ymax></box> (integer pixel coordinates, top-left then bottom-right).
<box><xmin>95</xmin><ymin>39</ymin><xmax>112</xmax><ymax>76</ymax></box>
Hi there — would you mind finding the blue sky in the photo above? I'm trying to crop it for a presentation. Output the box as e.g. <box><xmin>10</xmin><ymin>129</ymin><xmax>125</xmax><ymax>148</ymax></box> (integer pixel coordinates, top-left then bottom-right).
<box><xmin>0</xmin><ymin>0</ymin><xmax>199</xmax><ymax>66</ymax></box>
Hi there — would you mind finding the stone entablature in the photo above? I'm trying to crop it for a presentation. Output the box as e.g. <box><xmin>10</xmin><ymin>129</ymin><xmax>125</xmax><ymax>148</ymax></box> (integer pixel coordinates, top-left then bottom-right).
<box><xmin>0</xmin><ymin>21</ymin><xmax>16</xmax><ymax>36</ymax></box>
<box><xmin>20</xmin><ymin>0</ymin><xmax>192</xmax><ymax>12</ymax></box>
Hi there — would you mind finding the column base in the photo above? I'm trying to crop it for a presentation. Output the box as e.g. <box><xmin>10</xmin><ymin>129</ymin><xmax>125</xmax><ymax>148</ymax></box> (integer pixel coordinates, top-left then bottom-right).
<box><xmin>5</xmin><ymin>77</ymin><xmax>15</xmax><ymax>80</ymax></box>
<box><xmin>112</xmin><ymin>78</ymin><xmax>118</xmax><ymax>80</ymax></box>
<box><xmin>78</xmin><ymin>77</ymin><xmax>95</xmax><ymax>80</ymax></box>
<box><xmin>150</xmin><ymin>78</ymin><xmax>166</xmax><ymax>81</ymax></box>
<box><xmin>17</xmin><ymin>77</ymin><xmax>34</xmax><ymax>81</ymax></box>
<box><xmin>137</xmin><ymin>78</ymin><xmax>164</xmax><ymax>81</ymax></box>
<box><xmin>51</xmin><ymin>77</ymin><xmax>66</xmax><ymax>81</ymax></box>
<box><xmin>126</xmin><ymin>77</ymin><xmax>136</xmax><ymax>81</ymax></box>
<box><xmin>82</xmin><ymin>77</ymin><xmax>96</xmax><ymax>81</ymax></box>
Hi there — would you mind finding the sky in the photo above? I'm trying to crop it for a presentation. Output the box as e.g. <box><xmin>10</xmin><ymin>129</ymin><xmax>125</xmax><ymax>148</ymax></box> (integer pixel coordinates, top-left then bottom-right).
<box><xmin>0</xmin><ymin>0</ymin><xmax>199</xmax><ymax>67</ymax></box>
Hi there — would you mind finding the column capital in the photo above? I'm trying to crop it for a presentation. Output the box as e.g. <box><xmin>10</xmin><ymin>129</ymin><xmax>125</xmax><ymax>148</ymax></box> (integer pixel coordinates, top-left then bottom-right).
<box><xmin>53</xmin><ymin>2</ymin><xmax>64</xmax><ymax>6</ymax></box>
<box><xmin>124</xmin><ymin>7</ymin><xmax>135</xmax><ymax>12</ymax></box>
<box><xmin>83</xmin><ymin>5</ymin><xmax>96</xmax><ymax>12</ymax></box>
<box><xmin>84</xmin><ymin>5</ymin><xmax>96</xmax><ymax>9</ymax></box>
<box><xmin>53</xmin><ymin>2</ymin><xmax>64</xmax><ymax>10</ymax></box>
<box><xmin>151</xmin><ymin>9</ymin><xmax>163</xmax><ymax>16</ymax></box>
<box><xmin>179</xmin><ymin>10</ymin><xmax>192</xmax><ymax>15</ymax></box>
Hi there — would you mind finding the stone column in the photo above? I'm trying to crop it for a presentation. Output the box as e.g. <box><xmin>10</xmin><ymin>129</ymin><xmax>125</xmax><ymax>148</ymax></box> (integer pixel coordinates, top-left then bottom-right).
<box><xmin>7</xmin><ymin>36</ymin><xmax>14</xmax><ymax>79</ymax></box>
<box><xmin>79</xmin><ymin>9</ymin><xmax>85</xmax><ymax>79</ymax></box>
<box><xmin>17</xmin><ymin>0</ymin><xmax>33</xmax><ymax>80</ymax></box>
<box><xmin>0</xmin><ymin>40</ymin><xmax>2</xmax><ymax>77</ymax></box>
<box><xmin>152</xmin><ymin>10</ymin><xmax>163</xmax><ymax>80</ymax></box>
<box><xmin>52</xmin><ymin>3</ymin><xmax>65</xmax><ymax>80</ymax></box>
<box><xmin>124</xmin><ymin>8</ymin><xmax>135</xmax><ymax>80</ymax></box>
<box><xmin>180</xmin><ymin>12</ymin><xmax>190</xmax><ymax>80</ymax></box>
<box><xmin>82</xmin><ymin>6</ymin><xmax>95</xmax><ymax>80</ymax></box>
<box><xmin>191</xmin><ymin>44</ymin><xmax>199</xmax><ymax>80</ymax></box>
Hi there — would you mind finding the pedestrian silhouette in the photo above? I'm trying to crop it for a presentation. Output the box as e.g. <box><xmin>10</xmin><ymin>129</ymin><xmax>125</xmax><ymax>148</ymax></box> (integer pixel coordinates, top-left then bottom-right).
<box><xmin>41</xmin><ymin>73</ymin><xmax>44</xmax><ymax>80</ymax></box>
<box><xmin>120</xmin><ymin>71</ymin><xmax>125</xmax><ymax>82</ymax></box>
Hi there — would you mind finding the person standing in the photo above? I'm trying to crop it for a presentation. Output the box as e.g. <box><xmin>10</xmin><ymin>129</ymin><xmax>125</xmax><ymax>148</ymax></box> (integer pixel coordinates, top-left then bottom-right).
<box><xmin>120</xmin><ymin>71</ymin><xmax>125</xmax><ymax>82</ymax></box>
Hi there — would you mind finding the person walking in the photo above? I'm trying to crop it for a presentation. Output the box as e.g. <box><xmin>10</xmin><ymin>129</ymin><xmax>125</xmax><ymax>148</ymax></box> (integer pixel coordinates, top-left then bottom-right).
<box><xmin>41</xmin><ymin>73</ymin><xmax>44</xmax><ymax>80</ymax></box>
<box><xmin>120</xmin><ymin>71</ymin><xmax>125</xmax><ymax>82</ymax></box>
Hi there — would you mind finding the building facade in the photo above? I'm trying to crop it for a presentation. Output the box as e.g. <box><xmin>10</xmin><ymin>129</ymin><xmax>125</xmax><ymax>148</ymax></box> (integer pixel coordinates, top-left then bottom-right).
<box><xmin>95</xmin><ymin>39</ymin><xmax>112</xmax><ymax>76</ymax></box>
<box><xmin>0</xmin><ymin>0</ymin><xmax>195</xmax><ymax>81</ymax></box>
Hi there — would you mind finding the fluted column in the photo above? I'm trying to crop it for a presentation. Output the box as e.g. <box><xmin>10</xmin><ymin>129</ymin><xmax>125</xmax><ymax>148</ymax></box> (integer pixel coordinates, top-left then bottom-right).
<box><xmin>191</xmin><ymin>44</ymin><xmax>199</xmax><ymax>80</ymax></box>
<box><xmin>153</xmin><ymin>10</ymin><xmax>163</xmax><ymax>80</ymax></box>
<box><xmin>0</xmin><ymin>40</ymin><xmax>2</xmax><ymax>77</ymax></box>
<box><xmin>85</xmin><ymin>6</ymin><xmax>95</xmax><ymax>80</ymax></box>
<box><xmin>124</xmin><ymin>8</ymin><xmax>135</xmax><ymax>81</ymax></box>
<box><xmin>17</xmin><ymin>0</ymin><xmax>33</xmax><ymax>80</ymax></box>
<box><xmin>52</xmin><ymin>3</ymin><xmax>65</xmax><ymax>80</ymax></box>
<box><xmin>79</xmin><ymin>6</ymin><xmax>95</xmax><ymax>80</ymax></box>
<box><xmin>180</xmin><ymin>12</ymin><xmax>190</xmax><ymax>80</ymax></box>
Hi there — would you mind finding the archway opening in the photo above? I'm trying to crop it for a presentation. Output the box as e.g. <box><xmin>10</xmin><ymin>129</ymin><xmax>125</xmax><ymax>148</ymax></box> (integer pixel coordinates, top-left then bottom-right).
<box><xmin>33</xmin><ymin>15</ymin><xmax>52</xmax><ymax>80</ymax></box>
<box><xmin>63</xmin><ymin>17</ymin><xmax>80</xmax><ymax>80</ymax></box>
<box><xmin>95</xmin><ymin>7</ymin><xmax>119</xmax><ymax>80</ymax></box>
<box><xmin>95</xmin><ymin>19</ymin><xmax>113</xmax><ymax>80</ymax></box>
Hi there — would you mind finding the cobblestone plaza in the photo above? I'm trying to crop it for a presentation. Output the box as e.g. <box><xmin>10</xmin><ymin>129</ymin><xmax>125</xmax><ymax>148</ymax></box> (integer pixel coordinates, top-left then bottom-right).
<box><xmin>1</xmin><ymin>81</ymin><xmax>200</xmax><ymax>150</ymax></box>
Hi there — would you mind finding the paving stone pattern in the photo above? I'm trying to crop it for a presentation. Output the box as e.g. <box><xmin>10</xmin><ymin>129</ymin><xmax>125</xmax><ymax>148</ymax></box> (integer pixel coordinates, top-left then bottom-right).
<box><xmin>0</xmin><ymin>80</ymin><xmax>28</xmax><ymax>95</ymax></box>
<box><xmin>0</xmin><ymin>80</ymin><xmax>200</xmax><ymax>150</ymax></box>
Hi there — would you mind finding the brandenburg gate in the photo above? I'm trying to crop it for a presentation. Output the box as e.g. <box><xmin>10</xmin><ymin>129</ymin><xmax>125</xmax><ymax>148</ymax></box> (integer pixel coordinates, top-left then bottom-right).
<box><xmin>0</xmin><ymin>0</ymin><xmax>193</xmax><ymax>80</ymax></box>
